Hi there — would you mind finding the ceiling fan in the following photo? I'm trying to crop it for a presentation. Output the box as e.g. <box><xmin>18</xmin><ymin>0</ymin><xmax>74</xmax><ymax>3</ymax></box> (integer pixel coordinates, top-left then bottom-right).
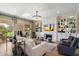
<box><xmin>32</xmin><ymin>11</ymin><xmax>42</xmax><ymax>21</ymax></box>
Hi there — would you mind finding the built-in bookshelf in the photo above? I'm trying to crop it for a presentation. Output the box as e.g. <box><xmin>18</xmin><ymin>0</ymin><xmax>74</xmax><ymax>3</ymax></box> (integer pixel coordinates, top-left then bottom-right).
<box><xmin>57</xmin><ymin>18</ymin><xmax>67</xmax><ymax>33</ymax></box>
<box><xmin>67</xmin><ymin>16</ymin><xmax>76</xmax><ymax>33</ymax></box>
<box><xmin>57</xmin><ymin>16</ymin><xmax>76</xmax><ymax>33</ymax></box>
<box><xmin>34</xmin><ymin>21</ymin><xmax>42</xmax><ymax>32</ymax></box>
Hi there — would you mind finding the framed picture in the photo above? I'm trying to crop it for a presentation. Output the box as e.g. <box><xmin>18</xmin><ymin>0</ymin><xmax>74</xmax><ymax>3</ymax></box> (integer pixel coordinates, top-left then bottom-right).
<box><xmin>44</xmin><ymin>24</ymin><xmax>54</xmax><ymax>31</ymax></box>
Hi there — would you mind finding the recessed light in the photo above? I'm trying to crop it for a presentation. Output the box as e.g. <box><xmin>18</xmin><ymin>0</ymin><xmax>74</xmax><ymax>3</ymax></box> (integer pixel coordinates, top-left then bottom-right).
<box><xmin>57</xmin><ymin>10</ymin><xmax>60</xmax><ymax>14</ymax></box>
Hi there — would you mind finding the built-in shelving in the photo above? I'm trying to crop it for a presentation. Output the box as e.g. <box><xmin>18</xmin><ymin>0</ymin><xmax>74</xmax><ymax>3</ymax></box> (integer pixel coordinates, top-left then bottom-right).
<box><xmin>67</xmin><ymin>16</ymin><xmax>76</xmax><ymax>33</ymax></box>
<box><xmin>57</xmin><ymin>18</ymin><xmax>67</xmax><ymax>33</ymax></box>
<box><xmin>57</xmin><ymin>16</ymin><xmax>77</xmax><ymax>42</ymax></box>
<box><xmin>57</xmin><ymin>16</ymin><xmax>76</xmax><ymax>33</ymax></box>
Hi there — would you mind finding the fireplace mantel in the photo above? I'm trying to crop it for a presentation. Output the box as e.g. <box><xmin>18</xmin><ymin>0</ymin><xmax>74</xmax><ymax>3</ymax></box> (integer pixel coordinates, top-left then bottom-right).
<box><xmin>43</xmin><ymin>31</ymin><xmax>57</xmax><ymax>42</ymax></box>
<box><xmin>36</xmin><ymin>31</ymin><xmax>57</xmax><ymax>42</ymax></box>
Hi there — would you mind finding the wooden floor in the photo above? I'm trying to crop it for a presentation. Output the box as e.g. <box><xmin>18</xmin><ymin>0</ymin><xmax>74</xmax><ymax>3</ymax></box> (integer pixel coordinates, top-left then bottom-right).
<box><xmin>46</xmin><ymin>47</ymin><xmax>62</xmax><ymax>56</ymax></box>
<box><xmin>46</xmin><ymin>47</ymin><xmax>79</xmax><ymax>56</ymax></box>
<box><xmin>0</xmin><ymin>42</ymin><xmax>13</xmax><ymax>56</ymax></box>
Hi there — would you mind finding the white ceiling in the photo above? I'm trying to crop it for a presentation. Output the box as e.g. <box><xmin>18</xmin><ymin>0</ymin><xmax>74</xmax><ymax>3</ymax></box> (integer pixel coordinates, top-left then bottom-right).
<box><xmin>0</xmin><ymin>3</ymin><xmax>79</xmax><ymax>20</ymax></box>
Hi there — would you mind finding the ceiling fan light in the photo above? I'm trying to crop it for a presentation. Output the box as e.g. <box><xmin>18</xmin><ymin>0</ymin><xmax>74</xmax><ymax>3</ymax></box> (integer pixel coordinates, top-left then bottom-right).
<box><xmin>33</xmin><ymin>11</ymin><xmax>42</xmax><ymax>21</ymax></box>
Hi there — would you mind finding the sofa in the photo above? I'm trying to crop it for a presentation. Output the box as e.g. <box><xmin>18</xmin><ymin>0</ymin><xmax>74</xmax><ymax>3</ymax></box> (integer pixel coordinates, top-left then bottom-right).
<box><xmin>15</xmin><ymin>36</ymin><xmax>56</xmax><ymax>56</ymax></box>
<box><xmin>21</xmin><ymin>39</ymin><xmax>47</xmax><ymax>56</ymax></box>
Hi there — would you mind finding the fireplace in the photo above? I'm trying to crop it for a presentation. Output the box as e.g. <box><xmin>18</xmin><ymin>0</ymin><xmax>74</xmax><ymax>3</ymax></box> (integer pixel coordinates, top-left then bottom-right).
<box><xmin>45</xmin><ymin>34</ymin><xmax>52</xmax><ymax>42</ymax></box>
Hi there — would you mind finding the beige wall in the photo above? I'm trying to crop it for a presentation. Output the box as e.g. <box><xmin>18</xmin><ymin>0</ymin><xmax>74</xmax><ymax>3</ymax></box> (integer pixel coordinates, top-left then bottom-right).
<box><xmin>0</xmin><ymin>15</ymin><xmax>33</xmax><ymax>37</ymax></box>
<box><xmin>77</xmin><ymin>17</ymin><xmax>79</xmax><ymax>33</ymax></box>
<box><xmin>0</xmin><ymin>15</ymin><xmax>13</xmax><ymax>25</ymax></box>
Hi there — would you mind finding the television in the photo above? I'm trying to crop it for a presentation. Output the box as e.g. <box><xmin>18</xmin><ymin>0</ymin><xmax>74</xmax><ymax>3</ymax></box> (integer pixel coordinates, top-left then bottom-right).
<box><xmin>44</xmin><ymin>24</ymin><xmax>54</xmax><ymax>31</ymax></box>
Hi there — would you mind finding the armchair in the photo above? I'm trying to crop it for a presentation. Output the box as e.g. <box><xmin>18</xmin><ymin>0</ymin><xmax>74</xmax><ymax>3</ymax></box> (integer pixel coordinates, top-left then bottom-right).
<box><xmin>60</xmin><ymin>36</ymin><xmax>74</xmax><ymax>45</ymax></box>
<box><xmin>57</xmin><ymin>37</ymin><xmax>79</xmax><ymax>56</ymax></box>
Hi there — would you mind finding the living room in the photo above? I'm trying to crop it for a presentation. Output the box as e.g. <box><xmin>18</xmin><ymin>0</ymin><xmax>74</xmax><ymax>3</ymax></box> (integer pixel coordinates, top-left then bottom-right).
<box><xmin>0</xmin><ymin>3</ymin><xmax>79</xmax><ymax>56</ymax></box>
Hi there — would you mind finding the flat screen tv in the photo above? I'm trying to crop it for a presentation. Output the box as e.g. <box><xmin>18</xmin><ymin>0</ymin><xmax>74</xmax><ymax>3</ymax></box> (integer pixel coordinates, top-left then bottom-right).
<box><xmin>44</xmin><ymin>24</ymin><xmax>54</xmax><ymax>31</ymax></box>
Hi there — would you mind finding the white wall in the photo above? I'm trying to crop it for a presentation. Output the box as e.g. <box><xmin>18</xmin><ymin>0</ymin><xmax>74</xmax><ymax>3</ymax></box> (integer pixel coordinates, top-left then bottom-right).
<box><xmin>41</xmin><ymin>16</ymin><xmax>58</xmax><ymax>42</ymax></box>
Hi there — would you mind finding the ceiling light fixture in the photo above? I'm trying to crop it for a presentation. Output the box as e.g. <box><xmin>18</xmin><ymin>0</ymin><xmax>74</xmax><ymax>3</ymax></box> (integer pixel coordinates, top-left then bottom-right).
<box><xmin>33</xmin><ymin>11</ymin><xmax>42</xmax><ymax>21</ymax></box>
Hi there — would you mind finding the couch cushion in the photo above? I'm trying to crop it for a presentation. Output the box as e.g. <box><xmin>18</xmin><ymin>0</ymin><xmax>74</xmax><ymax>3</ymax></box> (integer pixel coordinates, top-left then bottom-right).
<box><xmin>25</xmin><ymin>39</ymin><xmax>35</xmax><ymax>47</ymax></box>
